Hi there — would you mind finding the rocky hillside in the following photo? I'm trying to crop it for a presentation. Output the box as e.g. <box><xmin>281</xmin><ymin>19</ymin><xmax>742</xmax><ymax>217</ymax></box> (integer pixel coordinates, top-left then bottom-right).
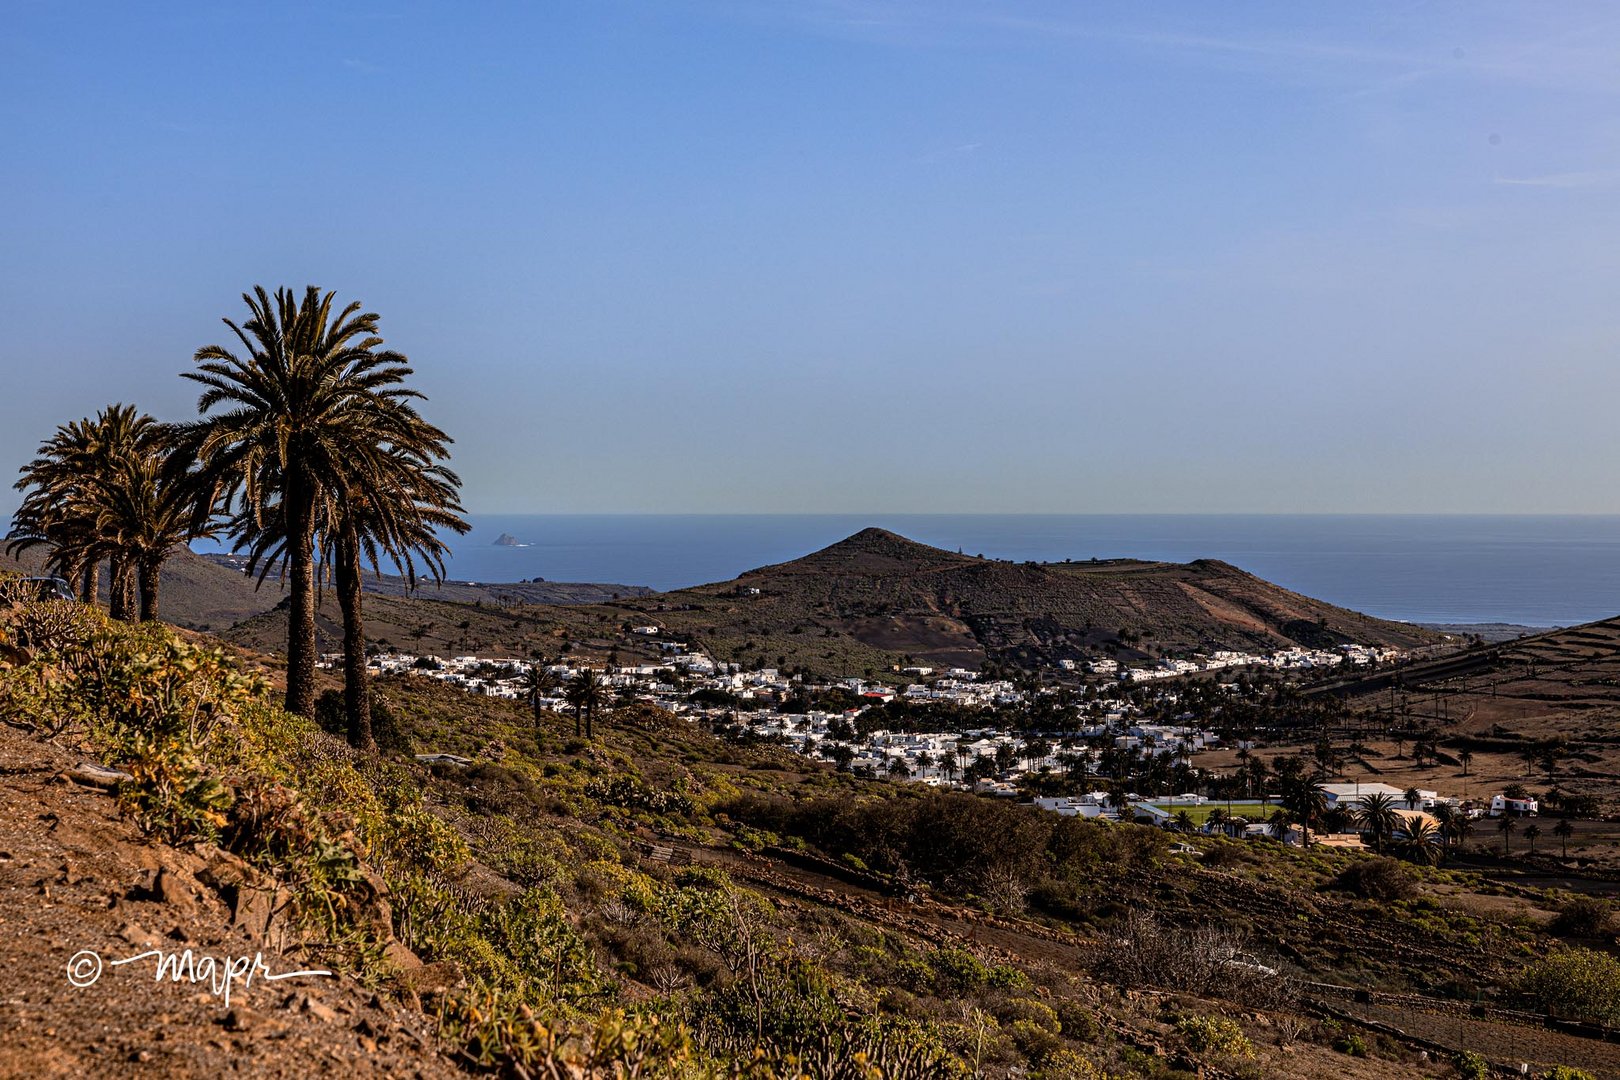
<box><xmin>0</xmin><ymin>726</ymin><xmax>457</xmax><ymax>1079</ymax></box>
<box><xmin>4</xmin><ymin>582</ymin><xmax>1618</xmax><ymax>1078</ymax></box>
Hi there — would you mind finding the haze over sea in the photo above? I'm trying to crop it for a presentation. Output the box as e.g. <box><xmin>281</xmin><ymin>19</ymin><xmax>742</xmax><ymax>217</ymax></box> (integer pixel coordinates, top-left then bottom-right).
<box><xmin>428</xmin><ymin>515</ymin><xmax>1620</xmax><ymax>630</ymax></box>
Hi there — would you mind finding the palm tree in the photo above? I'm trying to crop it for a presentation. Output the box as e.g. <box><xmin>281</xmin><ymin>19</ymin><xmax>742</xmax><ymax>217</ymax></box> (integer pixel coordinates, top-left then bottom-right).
<box><xmin>1397</xmin><ymin>819</ymin><xmax>1443</xmax><ymax>866</ymax></box>
<box><xmin>1554</xmin><ymin>818</ymin><xmax>1574</xmax><ymax>859</ymax></box>
<box><xmin>327</xmin><ymin>450</ymin><xmax>465</xmax><ymax>748</ymax></box>
<box><xmin>1174</xmin><ymin>809</ymin><xmax>1196</xmax><ymax>833</ymax></box>
<box><xmin>1356</xmin><ymin>793</ymin><xmax>1400</xmax><ymax>854</ymax></box>
<box><xmin>1453</xmin><ymin>814</ymin><xmax>1475</xmax><ymax>853</ymax></box>
<box><xmin>1281</xmin><ymin>773</ymin><xmax>1328</xmax><ymax>848</ymax></box>
<box><xmin>1432</xmin><ymin>803</ymin><xmax>1460</xmax><ymax>853</ymax></box>
<box><xmin>1108</xmin><ymin>782</ymin><xmax>1132</xmax><ymax>821</ymax></box>
<box><xmin>1497</xmin><ymin>815</ymin><xmax>1517</xmax><ymax>854</ymax></box>
<box><xmin>1404</xmin><ymin>787</ymin><xmax>1423</xmax><ymax>811</ymax></box>
<box><xmin>8</xmin><ymin>414</ymin><xmax>108</xmax><ymax>604</ymax></box>
<box><xmin>526</xmin><ymin>660</ymin><xmax>562</xmax><ymax>744</ymax></box>
<box><xmin>181</xmin><ymin>286</ymin><xmax>438</xmax><ymax>718</ymax></box>
<box><xmin>229</xmin><ymin>448</ymin><xmax>464</xmax><ymax>750</ymax></box>
<box><xmin>565</xmin><ymin>669</ymin><xmax>608</xmax><ymax>739</ymax></box>
<box><xmin>1459</xmin><ymin>748</ymin><xmax>1473</xmax><ymax>776</ymax></box>
<box><xmin>100</xmin><ymin>421</ymin><xmax>211</xmax><ymax>622</ymax></box>
<box><xmin>9</xmin><ymin>406</ymin><xmax>205</xmax><ymax>621</ymax></box>
<box><xmin>1523</xmin><ymin>822</ymin><xmax>1542</xmax><ymax>855</ymax></box>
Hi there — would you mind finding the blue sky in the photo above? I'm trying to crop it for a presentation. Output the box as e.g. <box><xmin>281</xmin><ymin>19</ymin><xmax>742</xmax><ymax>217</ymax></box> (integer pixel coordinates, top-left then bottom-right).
<box><xmin>3</xmin><ymin>1</ymin><xmax>1619</xmax><ymax>513</ymax></box>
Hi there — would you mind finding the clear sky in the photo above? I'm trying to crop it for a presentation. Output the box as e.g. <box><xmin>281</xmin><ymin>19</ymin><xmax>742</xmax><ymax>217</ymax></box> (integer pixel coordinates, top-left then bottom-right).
<box><xmin>3</xmin><ymin>1</ymin><xmax>1618</xmax><ymax>514</ymax></box>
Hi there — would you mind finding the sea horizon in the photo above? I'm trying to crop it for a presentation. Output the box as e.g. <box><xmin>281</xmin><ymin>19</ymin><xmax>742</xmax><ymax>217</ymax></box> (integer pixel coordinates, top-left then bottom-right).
<box><xmin>284</xmin><ymin>512</ymin><xmax>1620</xmax><ymax>630</ymax></box>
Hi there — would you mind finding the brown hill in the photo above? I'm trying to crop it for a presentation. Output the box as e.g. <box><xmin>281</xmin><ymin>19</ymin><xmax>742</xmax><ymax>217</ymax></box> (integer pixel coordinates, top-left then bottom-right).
<box><xmin>1310</xmin><ymin>615</ymin><xmax>1620</xmax><ymax>734</ymax></box>
<box><xmin>595</xmin><ymin>528</ymin><xmax>1444</xmax><ymax>674</ymax></box>
<box><xmin>1</xmin><ymin>546</ymin><xmax>273</xmax><ymax>632</ymax></box>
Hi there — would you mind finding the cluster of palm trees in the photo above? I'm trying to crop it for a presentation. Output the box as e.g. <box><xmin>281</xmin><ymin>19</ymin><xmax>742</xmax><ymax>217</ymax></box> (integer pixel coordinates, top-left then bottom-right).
<box><xmin>7</xmin><ymin>286</ymin><xmax>467</xmax><ymax>752</ymax></box>
<box><xmin>8</xmin><ymin>405</ymin><xmax>201</xmax><ymax>621</ymax></box>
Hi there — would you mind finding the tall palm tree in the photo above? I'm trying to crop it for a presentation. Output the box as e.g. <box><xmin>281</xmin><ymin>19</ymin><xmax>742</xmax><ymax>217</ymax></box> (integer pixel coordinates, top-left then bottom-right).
<box><xmin>526</xmin><ymin>660</ymin><xmax>562</xmax><ymax>748</ymax></box>
<box><xmin>1432</xmin><ymin>803</ymin><xmax>1460</xmax><ymax>854</ymax></box>
<box><xmin>1281</xmin><ymin>773</ymin><xmax>1328</xmax><ymax>848</ymax></box>
<box><xmin>327</xmin><ymin>450</ymin><xmax>465</xmax><ymax>749</ymax></box>
<box><xmin>1356</xmin><ymin>793</ymin><xmax>1400</xmax><ymax>854</ymax></box>
<box><xmin>231</xmin><ymin>449</ymin><xmax>465</xmax><ymax>750</ymax></box>
<box><xmin>1497</xmin><ymin>815</ymin><xmax>1517</xmax><ymax>854</ymax></box>
<box><xmin>180</xmin><ymin>286</ymin><xmax>436</xmax><ymax>718</ymax></box>
<box><xmin>9</xmin><ymin>406</ymin><xmax>204</xmax><ymax>621</ymax></box>
<box><xmin>565</xmin><ymin>669</ymin><xmax>608</xmax><ymax>739</ymax></box>
<box><xmin>1523</xmin><ymin>822</ymin><xmax>1542</xmax><ymax>855</ymax></box>
<box><xmin>1554</xmin><ymin>818</ymin><xmax>1574</xmax><ymax>859</ymax></box>
<box><xmin>8</xmin><ymin>414</ymin><xmax>106</xmax><ymax>603</ymax></box>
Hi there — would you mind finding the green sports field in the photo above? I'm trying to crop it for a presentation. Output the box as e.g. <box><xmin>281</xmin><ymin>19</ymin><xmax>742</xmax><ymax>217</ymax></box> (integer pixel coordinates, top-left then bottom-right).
<box><xmin>1142</xmin><ymin>800</ymin><xmax>1273</xmax><ymax>825</ymax></box>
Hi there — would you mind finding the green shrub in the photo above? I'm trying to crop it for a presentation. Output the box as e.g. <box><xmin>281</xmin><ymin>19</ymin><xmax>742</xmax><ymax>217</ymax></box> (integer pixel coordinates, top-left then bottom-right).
<box><xmin>1550</xmin><ymin>896</ymin><xmax>1615</xmax><ymax>939</ymax></box>
<box><xmin>115</xmin><ymin>734</ymin><xmax>233</xmax><ymax>843</ymax></box>
<box><xmin>1330</xmin><ymin>856</ymin><xmax>1416</xmax><ymax>901</ymax></box>
<box><xmin>1516</xmin><ymin>948</ymin><xmax>1620</xmax><ymax>1025</ymax></box>
<box><xmin>1033</xmin><ymin>1050</ymin><xmax>1111</xmax><ymax>1080</ymax></box>
<box><xmin>1335</xmin><ymin>1032</ymin><xmax>1367</xmax><ymax>1057</ymax></box>
<box><xmin>438</xmin><ymin>990</ymin><xmax>695</xmax><ymax>1076</ymax></box>
<box><xmin>928</xmin><ymin>947</ymin><xmax>992</xmax><ymax>993</ymax></box>
<box><xmin>1175</xmin><ymin>1014</ymin><xmax>1255</xmax><ymax>1058</ymax></box>
<box><xmin>1456</xmin><ymin>1049</ymin><xmax>1490</xmax><ymax>1079</ymax></box>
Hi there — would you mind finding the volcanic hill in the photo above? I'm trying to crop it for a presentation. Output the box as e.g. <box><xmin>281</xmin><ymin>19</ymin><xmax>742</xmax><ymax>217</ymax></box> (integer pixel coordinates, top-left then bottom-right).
<box><xmin>595</xmin><ymin>527</ymin><xmax>1446</xmax><ymax>673</ymax></box>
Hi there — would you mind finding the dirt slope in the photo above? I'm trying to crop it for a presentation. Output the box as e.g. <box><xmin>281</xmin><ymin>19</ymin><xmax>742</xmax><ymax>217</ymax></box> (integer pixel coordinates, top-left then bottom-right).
<box><xmin>0</xmin><ymin>726</ymin><xmax>456</xmax><ymax>1079</ymax></box>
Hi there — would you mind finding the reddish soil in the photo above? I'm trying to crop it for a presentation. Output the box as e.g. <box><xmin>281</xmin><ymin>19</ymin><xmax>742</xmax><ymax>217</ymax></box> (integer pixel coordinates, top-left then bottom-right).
<box><xmin>0</xmin><ymin>726</ymin><xmax>457</xmax><ymax>1079</ymax></box>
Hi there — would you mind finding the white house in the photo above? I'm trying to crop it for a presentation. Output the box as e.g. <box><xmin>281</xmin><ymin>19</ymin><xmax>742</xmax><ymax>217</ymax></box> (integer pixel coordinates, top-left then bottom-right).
<box><xmin>1489</xmin><ymin>794</ymin><xmax>1539</xmax><ymax>817</ymax></box>
<box><xmin>1318</xmin><ymin>782</ymin><xmax>1408</xmax><ymax>812</ymax></box>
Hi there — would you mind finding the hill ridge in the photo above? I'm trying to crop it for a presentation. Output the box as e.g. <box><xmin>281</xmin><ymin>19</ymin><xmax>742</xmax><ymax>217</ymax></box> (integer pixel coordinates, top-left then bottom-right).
<box><xmin>658</xmin><ymin>528</ymin><xmax>1445</xmax><ymax>671</ymax></box>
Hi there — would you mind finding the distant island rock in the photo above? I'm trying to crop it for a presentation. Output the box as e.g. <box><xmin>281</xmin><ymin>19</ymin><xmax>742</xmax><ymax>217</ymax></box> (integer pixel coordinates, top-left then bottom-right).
<box><xmin>493</xmin><ymin>533</ymin><xmax>523</xmax><ymax>547</ymax></box>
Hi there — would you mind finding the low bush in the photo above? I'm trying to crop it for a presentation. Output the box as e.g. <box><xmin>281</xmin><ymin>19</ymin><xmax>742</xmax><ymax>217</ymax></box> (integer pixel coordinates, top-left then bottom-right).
<box><xmin>1330</xmin><ymin>856</ymin><xmax>1416</xmax><ymax>901</ymax></box>
<box><xmin>1549</xmin><ymin>896</ymin><xmax>1614</xmax><ymax>939</ymax></box>
<box><xmin>1516</xmin><ymin>948</ymin><xmax>1620</xmax><ymax>1025</ymax></box>
<box><xmin>1175</xmin><ymin>1014</ymin><xmax>1254</xmax><ymax>1058</ymax></box>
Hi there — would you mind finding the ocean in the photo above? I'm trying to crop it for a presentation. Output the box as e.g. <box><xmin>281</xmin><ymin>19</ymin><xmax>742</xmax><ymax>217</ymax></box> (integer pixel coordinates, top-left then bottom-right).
<box><xmin>423</xmin><ymin>514</ymin><xmax>1620</xmax><ymax>629</ymax></box>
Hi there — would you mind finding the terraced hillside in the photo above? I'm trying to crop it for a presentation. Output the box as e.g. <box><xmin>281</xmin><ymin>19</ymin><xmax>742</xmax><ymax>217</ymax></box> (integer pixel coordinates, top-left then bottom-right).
<box><xmin>1302</xmin><ymin>617</ymin><xmax>1620</xmax><ymax>816</ymax></box>
<box><xmin>1310</xmin><ymin>616</ymin><xmax>1620</xmax><ymax>730</ymax></box>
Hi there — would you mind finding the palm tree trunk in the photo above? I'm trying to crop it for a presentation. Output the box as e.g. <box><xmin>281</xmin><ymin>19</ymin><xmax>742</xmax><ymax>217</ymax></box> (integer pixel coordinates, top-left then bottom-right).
<box><xmin>137</xmin><ymin>557</ymin><xmax>161</xmax><ymax>622</ymax></box>
<box><xmin>108</xmin><ymin>554</ymin><xmax>136</xmax><ymax>621</ymax></box>
<box><xmin>79</xmin><ymin>560</ymin><xmax>99</xmax><ymax>605</ymax></box>
<box><xmin>284</xmin><ymin>477</ymin><xmax>318</xmax><ymax>718</ymax></box>
<box><xmin>336</xmin><ymin>524</ymin><xmax>374</xmax><ymax>753</ymax></box>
